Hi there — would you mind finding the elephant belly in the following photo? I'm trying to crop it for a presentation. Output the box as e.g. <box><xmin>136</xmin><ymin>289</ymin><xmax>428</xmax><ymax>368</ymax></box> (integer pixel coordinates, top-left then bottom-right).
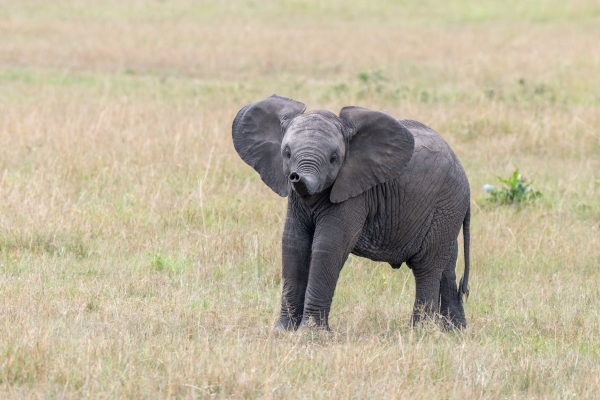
<box><xmin>351</xmin><ymin>219</ymin><xmax>426</xmax><ymax>268</ymax></box>
<box><xmin>349</xmin><ymin>179</ymin><xmax>437</xmax><ymax>268</ymax></box>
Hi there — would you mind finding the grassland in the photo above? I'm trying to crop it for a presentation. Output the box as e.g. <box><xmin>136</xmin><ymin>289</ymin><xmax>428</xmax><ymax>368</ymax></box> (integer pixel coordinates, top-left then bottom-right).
<box><xmin>1</xmin><ymin>0</ymin><xmax>600</xmax><ymax>398</ymax></box>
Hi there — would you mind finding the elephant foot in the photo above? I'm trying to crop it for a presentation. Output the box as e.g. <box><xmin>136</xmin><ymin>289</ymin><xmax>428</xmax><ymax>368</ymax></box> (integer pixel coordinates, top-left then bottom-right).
<box><xmin>412</xmin><ymin>309</ymin><xmax>466</xmax><ymax>331</ymax></box>
<box><xmin>297</xmin><ymin>313</ymin><xmax>330</xmax><ymax>332</ymax></box>
<box><xmin>411</xmin><ymin>300</ymin><xmax>438</xmax><ymax>325</ymax></box>
<box><xmin>273</xmin><ymin>315</ymin><xmax>301</xmax><ymax>332</ymax></box>
<box><xmin>439</xmin><ymin>309</ymin><xmax>467</xmax><ymax>330</ymax></box>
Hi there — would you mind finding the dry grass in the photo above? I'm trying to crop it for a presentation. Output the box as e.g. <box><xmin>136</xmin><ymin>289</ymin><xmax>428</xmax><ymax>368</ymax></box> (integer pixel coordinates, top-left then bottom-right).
<box><xmin>1</xmin><ymin>0</ymin><xmax>600</xmax><ymax>398</ymax></box>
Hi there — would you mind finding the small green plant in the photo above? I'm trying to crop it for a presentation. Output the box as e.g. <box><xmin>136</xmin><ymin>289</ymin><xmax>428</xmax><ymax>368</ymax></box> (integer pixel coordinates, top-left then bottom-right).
<box><xmin>150</xmin><ymin>253</ymin><xmax>166</xmax><ymax>271</ymax></box>
<box><xmin>484</xmin><ymin>170</ymin><xmax>541</xmax><ymax>205</ymax></box>
<box><xmin>357</xmin><ymin>69</ymin><xmax>389</xmax><ymax>95</ymax></box>
<box><xmin>149</xmin><ymin>252</ymin><xmax>189</xmax><ymax>273</ymax></box>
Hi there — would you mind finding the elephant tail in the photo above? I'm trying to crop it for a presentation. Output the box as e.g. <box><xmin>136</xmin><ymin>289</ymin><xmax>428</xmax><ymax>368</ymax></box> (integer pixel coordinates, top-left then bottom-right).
<box><xmin>459</xmin><ymin>205</ymin><xmax>470</xmax><ymax>301</ymax></box>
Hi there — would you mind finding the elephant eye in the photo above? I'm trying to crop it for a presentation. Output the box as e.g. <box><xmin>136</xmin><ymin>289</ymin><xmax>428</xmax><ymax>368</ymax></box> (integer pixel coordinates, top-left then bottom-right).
<box><xmin>330</xmin><ymin>154</ymin><xmax>337</xmax><ymax>164</ymax></box>
<box><xmin>284</xmin><ymin>148</ymin><xmax>291</xmax><ymax>158</ymax></box>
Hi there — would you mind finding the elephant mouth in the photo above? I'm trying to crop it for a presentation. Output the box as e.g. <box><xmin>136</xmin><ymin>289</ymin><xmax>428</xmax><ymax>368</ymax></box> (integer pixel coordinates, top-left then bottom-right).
<box><xmin>292</xmin><ymin>180</ymin><xmax>312</xmax><ymax>196</ymax></box>
<box><xmin>289</xmin><ymin>172</ymin><xmax>317</xmax><ymax>196</ymax></box>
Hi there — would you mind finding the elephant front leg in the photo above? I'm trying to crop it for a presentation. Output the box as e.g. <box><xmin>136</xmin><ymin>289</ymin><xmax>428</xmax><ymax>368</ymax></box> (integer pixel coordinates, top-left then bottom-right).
<box><xmin>275</xmin><ymin>218</ymin><xmax>313</xmax><ymax>332</ymax></box>
<box><xmin>299</xmin><ymin>219</ymin><xmax>362</xmax><ymax>331</ymax></box>
<box><xmin>300</xmin><ymin>248</ymin><xmax>345</xmax><ymax>330</ymax></box>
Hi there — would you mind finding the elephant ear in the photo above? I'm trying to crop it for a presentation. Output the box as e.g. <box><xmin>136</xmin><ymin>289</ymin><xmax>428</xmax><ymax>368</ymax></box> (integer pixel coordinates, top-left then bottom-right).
<box><xmin>330</xmin><ymin>106</ymin><xmax>415</xmax><ymax>203</ymax></box>
<box><xmin>232</xmin><ymin>95</ymin><xmax>306</xmax><ymax>197</ymax></box>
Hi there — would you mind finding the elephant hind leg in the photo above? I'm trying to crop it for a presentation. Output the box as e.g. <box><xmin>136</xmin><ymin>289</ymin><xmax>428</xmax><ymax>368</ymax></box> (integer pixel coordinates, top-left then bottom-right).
<box><xmin>408</xmin><ymin>240</ymin><xmax>466</xmax><ymax>329</ymax></box>
<box><xmin>439</xmin><ymin>240</ymin><xmax>466</xmax><ymax>329</ymax></box>
<box><xmin>411</xmin><ymin>273</ymin><xmax>442</xmax><ymax>326</ymax></box>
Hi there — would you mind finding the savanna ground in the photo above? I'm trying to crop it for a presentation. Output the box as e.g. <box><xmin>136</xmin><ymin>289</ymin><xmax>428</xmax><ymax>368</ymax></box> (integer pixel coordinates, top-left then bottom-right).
<box><xmin>1</xmin><ymin>0</ymin><xmax>600</xmax><ymax>398</ymax></box>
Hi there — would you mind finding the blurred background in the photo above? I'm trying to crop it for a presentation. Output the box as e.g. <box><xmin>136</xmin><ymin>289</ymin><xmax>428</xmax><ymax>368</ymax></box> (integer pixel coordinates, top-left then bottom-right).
<box><xmin>1</xmin><ymin>1</ymin><xmax>599</xmax><ymax>397</ymax></box>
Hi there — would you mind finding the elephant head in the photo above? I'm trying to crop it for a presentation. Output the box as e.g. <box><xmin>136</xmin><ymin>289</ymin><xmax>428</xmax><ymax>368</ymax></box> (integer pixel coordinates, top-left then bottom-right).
<box><xmin>232</xmin><ymin>95</ymin><xmax>415</xmax><ymax>203</ymax></box>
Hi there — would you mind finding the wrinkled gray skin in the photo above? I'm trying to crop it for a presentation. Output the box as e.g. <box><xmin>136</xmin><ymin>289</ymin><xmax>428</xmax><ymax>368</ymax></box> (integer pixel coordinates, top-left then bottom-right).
<box><xmin>233</xmin><ymin>95</ymin><xmax>470</xmax><ymax>330</ymax></box>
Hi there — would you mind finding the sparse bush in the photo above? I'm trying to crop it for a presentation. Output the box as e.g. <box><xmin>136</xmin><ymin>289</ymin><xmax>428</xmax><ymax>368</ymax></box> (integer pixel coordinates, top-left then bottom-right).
<box><xmin>484</xmin><ymin>170</ymin><xmax>541</xmax><ymax>205</ymax></box>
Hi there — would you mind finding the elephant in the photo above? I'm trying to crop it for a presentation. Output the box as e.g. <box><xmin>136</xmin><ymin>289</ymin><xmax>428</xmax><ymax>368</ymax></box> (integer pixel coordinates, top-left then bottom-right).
<box><xmin>232</xmin><ymin>94</ymin><xmax>471</xmax><ymax>330</ymax></box>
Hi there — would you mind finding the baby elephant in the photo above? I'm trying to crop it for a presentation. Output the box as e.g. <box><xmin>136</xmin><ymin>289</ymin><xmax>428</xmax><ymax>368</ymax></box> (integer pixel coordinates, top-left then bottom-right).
<box><xmin>232</xmin><ymin>95</ymin><xmax>471</xmax><ymax>330</ymax></box>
